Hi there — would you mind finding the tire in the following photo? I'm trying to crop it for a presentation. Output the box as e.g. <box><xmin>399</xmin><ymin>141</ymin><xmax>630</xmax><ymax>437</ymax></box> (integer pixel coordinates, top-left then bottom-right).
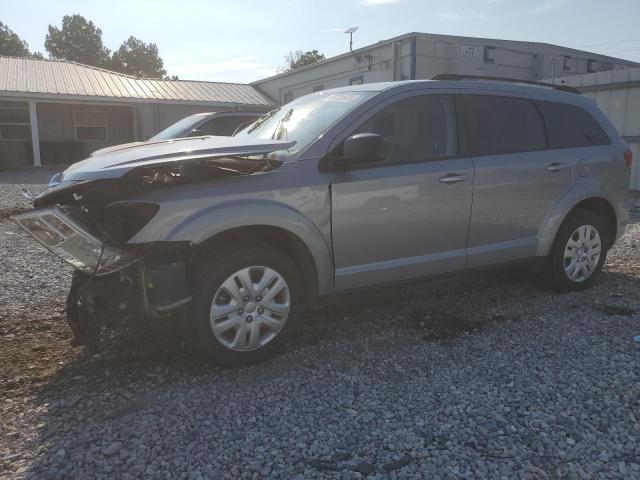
<box><xmin>187</xmin><ymin>240</ymin><xmax>304</xmax><ymax>366</ymax></box>
<box><xmin>539</xmin><ymin>209</ymin><xmax>610</xmax><ymax>292</ymax></box>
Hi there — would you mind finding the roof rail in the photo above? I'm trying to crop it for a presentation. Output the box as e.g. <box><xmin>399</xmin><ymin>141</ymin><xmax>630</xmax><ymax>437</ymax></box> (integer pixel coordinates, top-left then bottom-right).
<box><xmin>430</xmin><ymin>73</ymin><xmax>581</xmax><ymax>95</ymax></box>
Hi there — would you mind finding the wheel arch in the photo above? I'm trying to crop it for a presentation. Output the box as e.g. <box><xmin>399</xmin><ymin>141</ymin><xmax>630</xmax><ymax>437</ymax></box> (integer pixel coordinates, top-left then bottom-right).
<box><xmin>569</xmin><ymin>197</ymin><xmax>617</xmax><ymax>248</ymax></box>
<box><xmin>538</xmin><ymin>192</ymin><xmax>618</xmax><ymax>256</ymax></box>
<box><xmin>190</xmin><ymin>224</ymin><xmax>324</xmax><ymax>308</ymax></box>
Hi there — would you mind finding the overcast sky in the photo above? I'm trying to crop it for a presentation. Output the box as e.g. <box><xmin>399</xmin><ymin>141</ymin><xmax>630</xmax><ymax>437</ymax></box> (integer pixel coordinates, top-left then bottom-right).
<box><xmin>3</xmin><ymin>0</ymin><xmax>640</xmax><ymax>83</ymax></box>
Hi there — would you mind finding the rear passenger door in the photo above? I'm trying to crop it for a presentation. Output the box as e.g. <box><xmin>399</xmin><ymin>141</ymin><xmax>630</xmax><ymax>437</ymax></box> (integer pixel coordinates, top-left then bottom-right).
<box><xmin>464</xmin><ymin>92</ymin><xmax>575</xmax><ymax>267</ymax></box>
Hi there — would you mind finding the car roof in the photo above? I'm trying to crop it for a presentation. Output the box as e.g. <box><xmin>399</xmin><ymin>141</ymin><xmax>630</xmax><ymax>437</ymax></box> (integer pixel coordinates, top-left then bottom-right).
<box><xmin>325</xmin><ymin>78</ymin><xmax>590</xmax><ymax>105</ymax></box>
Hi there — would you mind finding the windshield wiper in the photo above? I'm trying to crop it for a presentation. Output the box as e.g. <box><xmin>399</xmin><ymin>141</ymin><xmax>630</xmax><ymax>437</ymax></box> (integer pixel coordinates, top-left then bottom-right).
<box><xmin>244</xmin><ymin>108</ymin><xmax>281</xmax><ymax>135</ymax></box>
<box><xmin>271</xmin><ymin>108</ymin><xmax>293</xmax><ymax>141</ymax></box>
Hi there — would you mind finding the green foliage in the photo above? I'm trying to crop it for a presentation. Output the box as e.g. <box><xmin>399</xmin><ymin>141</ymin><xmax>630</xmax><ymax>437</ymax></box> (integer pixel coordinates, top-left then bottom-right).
<box><xmin>43</xmin><ymin>15</ymin><xmax>175</xmax><ymax>78</ymax></box>
<box><xmin>111</xmin><ymin>36</ymin><xmax>167</xmax><ymax>78</ymax></box>
<box><xmin>279</xmin><ymin>49</ymin><xmax>325</xmax><ymax>73</ymax></box>
<box><xmin>0</xmin><ymin>21</ymin><xmax>30</xmax><ymax>57</ymax></box>
<box><xmin>45</xmin><ymin>14</ymin><xmax>111</xmax><ymax>67</ymax></box>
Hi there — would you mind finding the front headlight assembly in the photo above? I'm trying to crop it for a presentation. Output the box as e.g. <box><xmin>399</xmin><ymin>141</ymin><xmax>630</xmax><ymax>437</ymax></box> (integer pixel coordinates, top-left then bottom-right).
<box><xmin>11</xmin><ymin>206</ymin><xmax>140</xmax><ymax>276</ymax></box>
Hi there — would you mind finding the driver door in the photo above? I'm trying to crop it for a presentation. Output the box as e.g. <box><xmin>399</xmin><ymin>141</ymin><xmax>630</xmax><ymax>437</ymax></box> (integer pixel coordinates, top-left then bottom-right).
<box><xmin>329</xmin><ymin>92</ymin><xmax>474</xmax><ymax>290</ymax></box>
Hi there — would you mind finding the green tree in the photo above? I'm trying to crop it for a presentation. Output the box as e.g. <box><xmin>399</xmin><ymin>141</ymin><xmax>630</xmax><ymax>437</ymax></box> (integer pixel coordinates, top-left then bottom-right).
<box><xmin>0</xmin><ymin>21</ymin><xmax>30</xmax><ymax>57</ymax></box>
<box><xmin>110</xmin><ymin>36</ymin><xmax>167</xmax><ymax>78</ymax></box>
<box><xmin>45</xmin><ymin>15</ymin><xmax>110</xmax><ymax>67</ymax></box>
<box><xmin>279</xmin><ymin>49</ymin><xmax>325</xmax><ymax>73</ymax></box>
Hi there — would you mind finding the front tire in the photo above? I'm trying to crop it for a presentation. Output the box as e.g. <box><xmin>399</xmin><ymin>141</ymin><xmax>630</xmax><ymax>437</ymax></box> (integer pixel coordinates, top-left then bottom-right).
<box><xmin>539</xmin><ymin>209</ymin><xmax>610</xmax><ymax>292</ymax></box>
<box><xmin>188</xmin><ymin>241</ymin><xmax>304</xmax><ymax>366</ymax></box>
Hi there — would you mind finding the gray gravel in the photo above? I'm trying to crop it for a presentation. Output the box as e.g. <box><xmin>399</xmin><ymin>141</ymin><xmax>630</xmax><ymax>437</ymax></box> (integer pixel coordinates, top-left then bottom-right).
<box><xmin>1</xmin><ymin>171</ymin><xmax>639</xmax><ymax>479</ymax></box>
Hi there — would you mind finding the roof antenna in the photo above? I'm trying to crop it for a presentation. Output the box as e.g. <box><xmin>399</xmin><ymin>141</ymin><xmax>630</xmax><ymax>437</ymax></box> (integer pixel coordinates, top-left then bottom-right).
<box><xmin>345</xmin><ymin>27</ymin><xmax>359</xmax><ymax>55</ymax></box>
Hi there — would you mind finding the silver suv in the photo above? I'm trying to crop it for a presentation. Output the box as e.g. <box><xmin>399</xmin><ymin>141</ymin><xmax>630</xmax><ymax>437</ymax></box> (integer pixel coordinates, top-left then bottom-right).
<box><xmin>13</xmin><ymin>76</ymin><xmax>632</xmax><ymax>365</ymax></box>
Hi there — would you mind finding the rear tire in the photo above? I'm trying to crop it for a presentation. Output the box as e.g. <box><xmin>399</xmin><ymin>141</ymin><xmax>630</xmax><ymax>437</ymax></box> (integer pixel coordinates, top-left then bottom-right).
<box><xmin>188</xmin><ymin>240</ymin><xmax>304</xmax><ymax>366</ymax></box>
<box><xmin>538</xmin><ymin>209</ymin><xmax>610</xmax><ymax>292</ymax></box>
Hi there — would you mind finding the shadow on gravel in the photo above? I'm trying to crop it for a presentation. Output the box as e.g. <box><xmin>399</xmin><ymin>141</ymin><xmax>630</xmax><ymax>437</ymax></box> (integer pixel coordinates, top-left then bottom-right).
<box><xmin>27</xmin><ymin>264</ymin><xmax>531</xmax><ymax>393</ymax></box>
<box><xmin>18</xmin><ymin>264</ymin><xmax>640</xmax><ymax>478</ymax></box>
<box><xmin>32</xmin><ymin>264</ymin><xmax>640</xmax><ymax>396</ymax></box>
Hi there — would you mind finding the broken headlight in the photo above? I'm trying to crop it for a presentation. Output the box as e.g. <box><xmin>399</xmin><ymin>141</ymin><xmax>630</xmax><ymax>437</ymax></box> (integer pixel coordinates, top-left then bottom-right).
<box><xmin>102</xmin><ymin>202</ymin><xmax>160</xmax><ymax>244</ymax></box>
<box><xmin>11</xmin><ymin>206</ymin><xmax>140</xmax><ymax>276</ymax></box>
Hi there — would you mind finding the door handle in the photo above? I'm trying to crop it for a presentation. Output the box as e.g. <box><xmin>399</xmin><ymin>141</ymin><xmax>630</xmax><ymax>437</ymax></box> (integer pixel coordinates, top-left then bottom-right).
<box><xmin>439</xmin><ymin>173</ymin><xmax>467</xmax><ymax>184</ymax></box>
<box><xmin>546</xmin><ymin>162</ymin><xmax>568</xmax><ymax>172</ymax></box>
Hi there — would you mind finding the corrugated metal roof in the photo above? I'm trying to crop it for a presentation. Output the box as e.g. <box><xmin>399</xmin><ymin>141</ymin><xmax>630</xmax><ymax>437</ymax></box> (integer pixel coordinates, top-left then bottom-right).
<box><xmin>0</xmin><ymin>56</ymin><xmax>274</xmax><ymax>107</ymax></box>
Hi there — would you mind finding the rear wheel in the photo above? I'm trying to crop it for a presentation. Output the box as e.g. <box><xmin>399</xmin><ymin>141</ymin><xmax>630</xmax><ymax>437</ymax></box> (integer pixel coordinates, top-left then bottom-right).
<box><xmin>188</xmin><ymin>241</ymin><xmax>303</xmax><ymax>366</ymax></box>
<box><xmin>539</xmin><ymin>209</ymin><xmax>610</xmax><ymax>292</ymax></box>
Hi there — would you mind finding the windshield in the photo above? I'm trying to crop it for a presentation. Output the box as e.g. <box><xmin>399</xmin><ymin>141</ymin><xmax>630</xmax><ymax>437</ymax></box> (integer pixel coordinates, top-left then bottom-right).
<box><xmin>149</xmin><ymin>114</ymin><xmax>208</xmax><ymax>141</ymax></box>
<box><xmin>235</xmin><ymin>91</ymin><xmax>375</xmax><ymax>160</ymax></box>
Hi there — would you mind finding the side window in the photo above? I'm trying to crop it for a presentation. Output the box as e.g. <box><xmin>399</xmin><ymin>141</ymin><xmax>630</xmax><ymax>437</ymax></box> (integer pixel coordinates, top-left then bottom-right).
<box><xmin>196</xmin><ymin>116</ymin><xmax>252</xmax><ymax>136</ymax></box>
<box><xmin>465</xmin><ymin>95</ymin><xmax>546</xmax><ymax>156</ymax></box>
<box><xmin>355</xmin><ymin>95</ymin><xmax>457</xmax><ymax>165</ymax></box>
<box><xmin>536</xmin><ymin>101</ymin><xmax>610</xmax><ymax>149</ymax></box>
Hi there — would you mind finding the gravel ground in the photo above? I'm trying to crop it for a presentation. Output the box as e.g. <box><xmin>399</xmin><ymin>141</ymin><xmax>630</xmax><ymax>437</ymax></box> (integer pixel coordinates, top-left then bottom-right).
<box><xmin>1</xmin><ymin>172</ymin><xmax>639</xmax><ymax>479</ymax></box>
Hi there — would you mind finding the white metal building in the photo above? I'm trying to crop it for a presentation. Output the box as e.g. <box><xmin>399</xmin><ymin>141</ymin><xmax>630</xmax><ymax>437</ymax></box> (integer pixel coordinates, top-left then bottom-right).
<box><xmin>553</xmin><ymin>68</ymin><xmax>640</xmax><ymax>191</ymax></box>
<box><xmin>253</xmin><ymin>32</ymin><xmax>638</xmax><ymax>105</ymax></box>
<box><xmin>0</xmin><ymin>56</ymin><xmax>274</xmax><ymax>166</ymax></box>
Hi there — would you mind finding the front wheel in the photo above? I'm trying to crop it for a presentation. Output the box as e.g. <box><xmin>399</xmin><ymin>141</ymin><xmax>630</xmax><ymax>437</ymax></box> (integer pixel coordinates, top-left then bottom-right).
<box><xmin>188</xmin><ymin>241</ymin><xmax>303</xmax><ymax>366</ymax></box>
<box><xmin>539</xmin><ymin>209</ymin><xmax>610</xmax><ymax>292</ymax></box>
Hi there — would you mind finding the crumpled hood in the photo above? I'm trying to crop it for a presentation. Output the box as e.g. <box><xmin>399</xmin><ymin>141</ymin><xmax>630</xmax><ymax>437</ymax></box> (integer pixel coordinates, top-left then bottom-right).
<box><xmin>59</xmin><ymin>136</ymin><xmax>296</xmax><ymax>182</ymax></box>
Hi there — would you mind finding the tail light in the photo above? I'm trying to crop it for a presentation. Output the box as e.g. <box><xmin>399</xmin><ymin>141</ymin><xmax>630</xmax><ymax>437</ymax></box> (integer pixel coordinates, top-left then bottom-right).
<box><xmin>624</xmin><ymin>147</ymin><xmax>633</xmax><ymax>168</ymax></box>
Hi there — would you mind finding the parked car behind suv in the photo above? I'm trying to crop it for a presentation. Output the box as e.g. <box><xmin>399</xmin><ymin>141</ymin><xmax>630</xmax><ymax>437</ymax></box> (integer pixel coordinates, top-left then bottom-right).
<box><xmin>90</xmin><ymin>111</ymin><xmax>263</xmax><ymax>156</ymax></box>
<box><xmin>13</xmin><ymin>76</ymin><xmax>632</xmax><ymax>365</ymax></box>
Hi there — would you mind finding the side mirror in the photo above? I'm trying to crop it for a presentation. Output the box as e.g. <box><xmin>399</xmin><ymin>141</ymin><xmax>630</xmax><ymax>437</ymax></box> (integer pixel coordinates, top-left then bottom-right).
<box><xmin>334</xmin><ymin>133</ymin><xmax>386</xmax><ymax>168</ymax></box>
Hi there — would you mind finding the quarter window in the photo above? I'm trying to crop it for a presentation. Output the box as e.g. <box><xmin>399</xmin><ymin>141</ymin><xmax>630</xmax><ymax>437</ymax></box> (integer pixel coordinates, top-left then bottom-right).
<box><xmin>536</xmin><ymin>100</ymin><xmax>610</xmax><ymax>148</ymax></box>
<box><xmin>355</xmin><ymin>95</ymin><xmax>458</xmax><ymax>165</ymax></box>
<box><xmin>74</xmin><ymin>110</ymin><xmax>107</xmax><ymax>141</ymax></box>
<box><xmin>465</xmin><ymin>95</ymin><xmax>546</xmax><ymax>156</ymax></box>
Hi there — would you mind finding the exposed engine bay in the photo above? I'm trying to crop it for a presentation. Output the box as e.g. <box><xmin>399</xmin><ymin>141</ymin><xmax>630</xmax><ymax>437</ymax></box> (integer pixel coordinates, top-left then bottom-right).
<box><xmin>13</xmin><ymin>154</ymin><xmax>282</xmax><ymax>349</ymax></box>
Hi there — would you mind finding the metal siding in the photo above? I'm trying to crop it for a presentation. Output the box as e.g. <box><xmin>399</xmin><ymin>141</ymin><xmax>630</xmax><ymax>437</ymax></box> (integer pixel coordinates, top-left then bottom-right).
<box><xmin>625</xmin><ymin>89</ymin><xmax>640</xmax><ymax>137</ymax></box>
<box><xmin>0</xmin><ymin>57</ymin><xmax>273</xmax><ymax>107</ymax></box>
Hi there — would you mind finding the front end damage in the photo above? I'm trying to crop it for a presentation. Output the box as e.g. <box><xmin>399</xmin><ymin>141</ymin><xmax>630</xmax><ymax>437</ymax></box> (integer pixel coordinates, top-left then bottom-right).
<box><xmin>13</xmin><ymin>203</ymin><xmax>193</xmax><ymax>349</ymax></box>
<box><xmin>11</xmin><ymin>137</ymin><xmax>294</xmax><ymax>348</ymax></box>
<box><xmin>66</xmin><ymin>255</ymin><xmax>191</xmax><ymax>349</ymax></box>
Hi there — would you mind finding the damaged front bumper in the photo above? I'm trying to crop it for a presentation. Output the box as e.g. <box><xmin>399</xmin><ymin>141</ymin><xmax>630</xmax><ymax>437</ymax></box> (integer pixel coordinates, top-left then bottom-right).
<box><xmin>12</xmin><ymin>206</ymin><xmax>192</xmax><ymax>348</ymax></box>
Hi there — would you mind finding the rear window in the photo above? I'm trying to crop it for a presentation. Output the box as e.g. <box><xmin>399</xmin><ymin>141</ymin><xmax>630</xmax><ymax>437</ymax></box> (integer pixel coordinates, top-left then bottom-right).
<box><xmin>536</xmin><ymin>101</ymin><xmax>610</xmax><ymax>149</ymax></box>
<box><xmin>465</xmin><ymin>95</ymin><xmax>546</xmax><ymax>156</ymax></box>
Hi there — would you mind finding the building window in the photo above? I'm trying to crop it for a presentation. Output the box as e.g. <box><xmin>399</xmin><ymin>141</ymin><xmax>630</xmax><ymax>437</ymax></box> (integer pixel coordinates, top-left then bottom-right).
<box><xmin>74</xmin><ymin>110</ymin><xmax>107</xmax><ymax>141</ymax></box>
<box><xmin>483</xmin><ymin>45</ymin><xmax>496</xmax><ymax>64</ymax></box>
<box><xmin>312</xmin><ymin>85</ymin><xmax>324</xmax><ymax>92</ymax></box>
<box><xmin>0</xmin><ymin>101</ymin><xmax>31</xmax><ymax>140</ymax></box>
<box><xmin>283</xmin><ymin>92</ymin><xmax>293</xmax><ymax>104</ymax></box>
<box><xmin>349</xmin><ymin>75</ymin><xmax>364</xmax><ymax>86</ymax></box>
